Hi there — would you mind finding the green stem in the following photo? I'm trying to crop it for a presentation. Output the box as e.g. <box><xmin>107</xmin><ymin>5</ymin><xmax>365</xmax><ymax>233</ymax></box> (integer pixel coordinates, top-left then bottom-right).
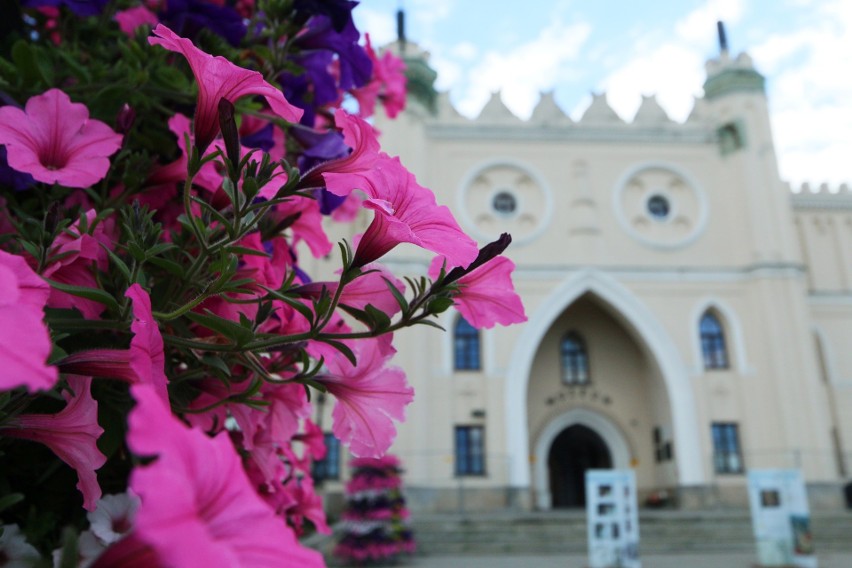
<box><xmin>47</xmin><ymin>319</ymin><xmax>128</xmax><ymax>331</ymax></box>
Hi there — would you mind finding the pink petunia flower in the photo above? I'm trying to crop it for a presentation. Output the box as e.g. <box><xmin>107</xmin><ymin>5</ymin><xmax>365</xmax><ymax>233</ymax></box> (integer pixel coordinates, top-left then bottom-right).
<box><xmin>0</xmin><ymin>376</ymin><xmax>106</xmax><ymax>511</ymax></box>
<box><xmin>41</xmin><ymin>209</ymin><xmax>112</xmax><ymax>319</ymax></box>
<box><xmin>0</xmin><ymin>89</ymin><xmax>122</xmax><ymax>188</ymax></box>
<box><xmin>353</xmin><ymin>156</ymin><xmax>478</xmax><ymax>268</ymax></box>
<box><xmin>148</xmin><ymin>24</ymin><xmax>303</xmax><ymax>152</ymax></box>
<box><xmin>299</xmin><ymin>111</ymin><xmax>477</xmax><ymax>267</ymax></box>
<box><xmin>320</xmin><ymin>338</ymin><xmax>414</xmax><ymax>458</ymax></box>
<box><xmin>124</xmin><ymin>383</ymin><xmax>324</xmax><ymax>568</ymax></box>
<box><xmin>295</xmin><ymin>419</ymin><xmax>327</xmax><ymax>461</ymax></box>
<box><xmin>0</xmin><ymin>250</ymin><xmax>57</xmax><ymax>393</ymax></box>
<box><xmin>114</xmin><ymin>5</ymin><xmax>158</xmax><ymax>37</ymax></box>
<box><xmin>429</xmin><ymin>254</ymin><xmax>527</xmax><ymax>329</ymax></box>
<box><xmin>300</xmin><ymin>109</ymin><xmax>382</xmax><ymax>194</ymax></box>
<box><xmin>295</xmin><ymin>262</ymin><xmax>406</xmax><ymax>317</ymax></box>
<box><xmin>352</xmin><ymin>34</ymin><xmax>407</xmax><ymax>119</ymax></box>
<box><xmin>126</xmin><ymin>284</ymin><xmax>169</xmax><ymax>404</ymax></box>
<box><xmin>56</xmin><ymin>284</ymin><xmax>169</xmax><ymax>403</ymax></box>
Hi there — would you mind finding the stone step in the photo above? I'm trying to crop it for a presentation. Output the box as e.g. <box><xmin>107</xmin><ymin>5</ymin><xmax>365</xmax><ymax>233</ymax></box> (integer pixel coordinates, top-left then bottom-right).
<box><xmin>407</xmin><ymin>512</ymin><xmax>852</xmax><ymax>556</ymax></box>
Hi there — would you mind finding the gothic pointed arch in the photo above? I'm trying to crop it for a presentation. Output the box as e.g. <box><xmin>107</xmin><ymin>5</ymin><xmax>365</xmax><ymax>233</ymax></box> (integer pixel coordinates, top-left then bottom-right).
<box><xmin>505</xmin><ymin>270</ymin><xmax>704</xmax><ymax>489</ymax></box>
<box><xmin>690</xmin><ymin>299</ymin><xmax>748</xmax><ymax>373</ymax></box>
<box><xmin>699</xmin><ymin>310</ymin><xmax>729</xmax><ymax>370</ymax></box>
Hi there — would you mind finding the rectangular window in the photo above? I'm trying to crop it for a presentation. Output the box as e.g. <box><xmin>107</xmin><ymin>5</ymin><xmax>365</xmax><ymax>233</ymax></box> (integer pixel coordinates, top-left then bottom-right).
<box><xmin>312</xmin><ymin>432</ymin><xmax>341</xmax><ymax>481</ymax></box>
<box><xmin>711</xmin><ymin>422</ymin><xmax>744</xmax><ymax>474</ymax></box>
<box><xmin>455</xmin><ymin>425</ymin><xmax>486</xmax><ymax>476</ymax></box>
<box><xmin>454</xmin><ymin>317</ymin><xmax>481</xmax><ymax>371</ymax></box>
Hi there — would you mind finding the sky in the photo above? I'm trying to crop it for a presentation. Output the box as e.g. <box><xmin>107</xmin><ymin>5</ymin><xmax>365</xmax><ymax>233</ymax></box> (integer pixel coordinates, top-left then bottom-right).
<box><xmin>352</xmin><ymin>0</ymin><xmax>852</xmax><ymax>188</ymax></box>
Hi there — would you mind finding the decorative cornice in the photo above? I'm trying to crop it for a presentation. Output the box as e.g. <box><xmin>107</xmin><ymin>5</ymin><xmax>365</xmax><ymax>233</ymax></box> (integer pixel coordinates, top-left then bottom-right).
<box><xmin>423</xmin><ymin>122</ymin><xmax>715</xmax><ymax>144</ymax></box>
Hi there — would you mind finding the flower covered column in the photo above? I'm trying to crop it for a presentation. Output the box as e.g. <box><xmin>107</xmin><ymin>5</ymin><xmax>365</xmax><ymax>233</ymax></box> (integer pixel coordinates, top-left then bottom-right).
<box><xmin>334</xmin><ymin>455</ymin><xmax>415</xmax><ymax>565</ymax></box>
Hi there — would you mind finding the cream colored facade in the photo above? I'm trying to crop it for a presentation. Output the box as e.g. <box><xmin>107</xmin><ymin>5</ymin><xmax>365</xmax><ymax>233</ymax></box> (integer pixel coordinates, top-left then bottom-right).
<box><xmin>319</xmin><ymin>42</ymin><xmax>852</xmax><ymax>512</ymax></box>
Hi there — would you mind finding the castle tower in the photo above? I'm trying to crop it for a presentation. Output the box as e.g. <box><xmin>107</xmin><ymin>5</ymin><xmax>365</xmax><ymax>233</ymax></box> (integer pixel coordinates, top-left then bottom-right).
<box><xmin>699</xmin><ymin>23</ymin><xmax>835</xmax><ymax>485</ymax></box>
<box><xmin>702</xmin><ymin>22</ymin><xmax>799</xmax><ymax>263</ymax></box>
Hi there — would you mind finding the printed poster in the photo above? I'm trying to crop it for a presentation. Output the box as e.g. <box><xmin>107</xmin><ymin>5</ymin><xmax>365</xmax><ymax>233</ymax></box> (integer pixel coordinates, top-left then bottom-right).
<box><xmin>586</xmin><ymin>469</ymin><xmax>641</xmax><ymax>568</ymax></box>
<box><xmin>748</xmin><ymin>469</ymin><xmax>817</xmax><ymax>568</ymax></box>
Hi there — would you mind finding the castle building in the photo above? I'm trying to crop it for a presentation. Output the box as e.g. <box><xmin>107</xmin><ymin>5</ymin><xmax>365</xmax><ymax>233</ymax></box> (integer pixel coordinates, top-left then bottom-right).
<box><xmin>316</xmin><ymin>24</ymin><xmax>852</xmax><ymax>512</ymax></box>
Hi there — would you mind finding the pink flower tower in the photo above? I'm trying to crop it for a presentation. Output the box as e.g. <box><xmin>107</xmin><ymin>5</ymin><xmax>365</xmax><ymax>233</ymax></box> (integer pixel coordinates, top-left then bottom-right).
<box><xmin>334</xmin><ymin>455</ymin><xmax>415</xmax><ymax>565</ymax></box>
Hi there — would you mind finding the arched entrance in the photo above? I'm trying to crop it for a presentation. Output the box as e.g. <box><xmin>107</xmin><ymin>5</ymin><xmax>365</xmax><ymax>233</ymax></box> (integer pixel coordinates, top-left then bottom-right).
<box><xmin>533</xmin><ymin>408</ymin><xmax>631</xmax><ymax>510</ymax></box>
<box><xmin>548</xmin><ymin>424</ymin><xmax>612</xmax><ymax>508</ymax></box>
<box><xmin>506</xmin><ymin>271</ymin><xmax>704</xmax><ymax>493</ymax></box>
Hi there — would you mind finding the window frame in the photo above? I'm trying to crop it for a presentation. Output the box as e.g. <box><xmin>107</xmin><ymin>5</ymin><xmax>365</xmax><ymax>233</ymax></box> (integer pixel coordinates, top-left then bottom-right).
<box><xmin>711</xmin><ymin>422</ymin><xmax>744</xmax><ymax>475</ymax></box>
<box><xmin>312</xmin><ymin>432</ymin><xmax>342</xmax><ymax>482</ymax></box>
<box><xmin>700</xmin><ymin>311</ymin><xmax>730</xmax><ymax>370</ymax></box>
<box><xmin>454</xmin><ymin>316</ymin><xmax>481</xmax><ymax>371</ymax></box>
<box><xmin>455</xmin><ymin>424</ymin><xmax>486</xmax><ymax>477</ymax></box>
<box><xmin>560</xmin><ymin>331</ymin><xmax>591</xmax><ymax>385</ymax></box>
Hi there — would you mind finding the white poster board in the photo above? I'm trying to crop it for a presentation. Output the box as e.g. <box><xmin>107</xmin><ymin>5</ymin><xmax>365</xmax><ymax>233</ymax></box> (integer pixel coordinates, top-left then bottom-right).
<box><xmin>586</xmin><ymin>469</ymin><xmax>641</xmax><ymax>568</ymax></box>
<box><xmin>747</xmin><ymin>469</ymin><xmax>817</xmax><ymax>568</ymax></box>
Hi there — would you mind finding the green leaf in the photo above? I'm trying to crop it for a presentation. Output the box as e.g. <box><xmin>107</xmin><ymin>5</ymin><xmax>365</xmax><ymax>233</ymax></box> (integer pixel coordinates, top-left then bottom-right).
<box><xmin>428</xmin><ymin>296</ymin><xmax>455</xmax><ymax>315</ymax></box>
<box><xmin>101</xmin><ymin>244</ymin><xmax>132</xmax><ymax>282</ymax></box>
<box><xmin>44</xmin><ymin>280</ymin><xmax>120</xmax><ymax>314</ymax></box>
<box><xmin>339</xmin><ymin>305</ymin><xmax>372</xmax><ymax>327</ymax></box>
<box><xmin>322</xmin><ymin>339</ymin><xmax>357</xmax><ymax>367</ymax></box>
<box><xmin>0</xmin><ymin>493</ymin><xmax>24</xmax><ymax>514</ymax></box>
<box><xmin>11</xmin><ymin>41</ymin><xmax>41</xmax><ymax>85</ymax></box>
<box><xmin>57</xmin><ymin>527</ymin><xmax>80</xmax><ymax>568</ymax></box>
<box><xmin>260</xmin><ymin>286</ymin><xmax>316</xmax><ymax>324</ymax></box>
<box><xmin>384</xmin><ymin>277</ymin><xmax>409</xmax><ymax>313</ymax></box>
<box><xmin>224</xmin><ymin>245</ymin><xmax>270</xmax><ymax>258</ymax></box>
<box><xmin>147</xmin><ymin>243</ymin><xmax>177</xmax><ymax>257</ymax></box>
<box><xmin>147</xmin><ymin>256</ymin><xmax>185</xmax><ymax>278</ymax></box>
<box><xmin>184</xmin><ymin>310</ymin><xmax>255</xmax><ymax>347</ymax></box>
<box><xmin>201</xmin><ymin>354</ymin><xmax>232</xmax><ymax>378</ymax></box>
<box><xmin>417</xmin><ymin>319</ymin><xmax>447</xmax><ymax>331</ymax></box>
<box><xmin>364</xmin><ymin>304</ymin><xmax>391</xmax><ymax>332</ymax></box>
<box><xmin>127</xmin><ymin>241</ymin><xmax>147</xmax><ymax>263</ymax></box>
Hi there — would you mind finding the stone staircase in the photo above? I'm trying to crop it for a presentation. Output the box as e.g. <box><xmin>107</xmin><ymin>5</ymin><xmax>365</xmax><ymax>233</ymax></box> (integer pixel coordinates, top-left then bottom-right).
<box><xmin>307</xmin><ymin>509</ymin><xmax>852</xmax><ymax>563</ymax></box>
<box><xmin>406</xmin><ymin>510</ymin><xmax>852</xmax><ymax>556</ymax></box>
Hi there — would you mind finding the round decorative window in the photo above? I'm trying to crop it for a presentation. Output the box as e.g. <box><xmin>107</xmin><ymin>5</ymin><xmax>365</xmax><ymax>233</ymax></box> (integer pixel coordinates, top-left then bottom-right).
<box><xmin>613</xmin><ymin>164</ymin><xmax>707</xmax><ymax>249</ymax></box>
<box><xmin>492</xmin><ymin>191</ymin><xmax>517</xmax><ymax>214</ymax></box>
<box><xmin>459</xmin><ymin>162</ymin><xmax>551</xmax><ymax>244</ymax></box>
<box><xmin>647</xmin><ymin>194</ymin><xmax>670</xmax><ymax>220</ymax></box>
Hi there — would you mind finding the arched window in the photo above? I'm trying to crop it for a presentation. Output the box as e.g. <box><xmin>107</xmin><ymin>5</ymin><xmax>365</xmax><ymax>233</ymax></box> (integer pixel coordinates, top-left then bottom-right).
<box><xmin>700</xmin><ymin>311</ymin><xmax>729</xmax><ymax>370</ymax></box>
<box><xmin>454</xmin><ymin>316</ymin><xmax>481</xmax><ymax>371</ymax></box>
<box><xmin>560</xmin><ymin>332</ymin><xmax>590</xmax><ymax>385</ymax></box>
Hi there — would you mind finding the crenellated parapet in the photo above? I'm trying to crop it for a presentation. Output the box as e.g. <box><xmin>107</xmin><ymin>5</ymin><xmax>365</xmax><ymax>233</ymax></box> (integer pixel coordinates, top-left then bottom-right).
<box><xmin>791</xmin><ymin>182</ymin><xmax>852</xmax><ymax>210</ymax></box>
<box><xmin>703</xmin><ymin>51</ymin><xmax>766</xmax><ymax>100</ymax></box>
<box><xmin>427</xmin><ymin>88</ymin><xmax>714</xmax><ymax>145</ymax></box>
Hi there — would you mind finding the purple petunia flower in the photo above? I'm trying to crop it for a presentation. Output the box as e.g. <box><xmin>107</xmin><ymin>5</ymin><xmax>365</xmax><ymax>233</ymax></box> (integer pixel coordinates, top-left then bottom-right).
<box><xmin>22</xmin><ymin>0</ymin><xmax>108</xmax><ymax>17</ymax></box>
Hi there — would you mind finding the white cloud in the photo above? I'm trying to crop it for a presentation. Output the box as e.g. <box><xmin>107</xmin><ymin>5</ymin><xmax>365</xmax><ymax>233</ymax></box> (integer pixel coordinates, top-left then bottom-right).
<box><xmin>675</xmin><ymin>0</ymin><xmax>744</xmax><ymax>46</ymax></box>
<box><xmin>447</xmin><ymin>20</ymin><xmax>593</xmax><ymax>119</ymax></box>
<box><xmin>599</xmin><ymin>44</ymin><xmax>705</xmax><ymax>122</ymax></box>
<box><xmin>407</xmin><ymin>0</ymin><xmax>454</xmax><ymax>37</ymax></box>
<box><xmin>594</xmin><ymin>0</ymin><xmax>746</xmax><ymax>123</ymax></box>
<box><xmin>352</xmin><ymin>7</ymin><xmax>396</xmax><ymax>46</ymax></box>
<box><xmin>753</xmin><ymin>0</ymin><xmax>852</xmax><ymax>184</ymax></box>
<box><xmin>451</xmin><ymin>42</ymin><xmax>479</xmax><ymax>61</ymax></box>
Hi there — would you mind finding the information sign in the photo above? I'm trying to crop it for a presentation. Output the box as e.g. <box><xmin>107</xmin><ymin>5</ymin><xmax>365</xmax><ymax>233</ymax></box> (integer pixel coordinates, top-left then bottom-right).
<box><xmin>586</xmin><ymin>469</ymin><xmax>641</xmax><ymax>568</ymax></box>
<box><xmin>748</xmin><ymin>469</ymin><xmax>817</xmax><ymax>568</ymax></box>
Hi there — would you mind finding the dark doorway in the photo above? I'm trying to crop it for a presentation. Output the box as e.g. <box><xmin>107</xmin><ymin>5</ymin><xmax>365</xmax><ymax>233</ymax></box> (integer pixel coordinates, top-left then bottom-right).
<box><xmin>548</xmin><ymin>424</ymin><xmax>612</xmax><ymax>508</ymax></box>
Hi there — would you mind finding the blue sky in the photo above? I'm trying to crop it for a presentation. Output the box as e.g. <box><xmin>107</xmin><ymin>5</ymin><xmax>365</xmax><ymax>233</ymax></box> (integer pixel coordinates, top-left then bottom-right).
<box><xmin>353</xmin><ymin>0</ymin><xmax>852</xmax><ymax>187</ymax></box>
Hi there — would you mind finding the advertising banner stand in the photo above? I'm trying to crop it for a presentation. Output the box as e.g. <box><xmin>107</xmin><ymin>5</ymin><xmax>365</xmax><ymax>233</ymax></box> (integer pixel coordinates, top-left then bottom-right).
<box><xmin>586</xmin><ymin>469</ymin><xmax>641</xmax><ymax>568</ymax></box>
<box><xmin>748</xmin><ymin>469</ymin><xmax>817</xmax><ymax>568</ymax></box>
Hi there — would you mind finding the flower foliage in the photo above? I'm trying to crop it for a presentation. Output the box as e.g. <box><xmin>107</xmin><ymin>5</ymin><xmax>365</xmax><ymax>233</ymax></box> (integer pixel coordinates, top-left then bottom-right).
<box><xmin>0</xmin><ymin>1</ymin><xmax>524</xmax><ymax>565</ymax></box>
